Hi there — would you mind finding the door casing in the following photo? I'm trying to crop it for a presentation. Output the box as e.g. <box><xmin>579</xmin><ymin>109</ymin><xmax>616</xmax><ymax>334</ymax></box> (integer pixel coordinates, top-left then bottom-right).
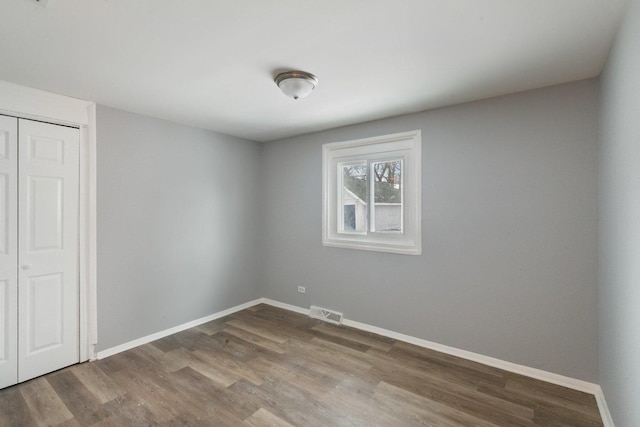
<box><xmin>0</xmin><ymin>80</ymin><xmax>98</xmax><ymax>362</ymax></box>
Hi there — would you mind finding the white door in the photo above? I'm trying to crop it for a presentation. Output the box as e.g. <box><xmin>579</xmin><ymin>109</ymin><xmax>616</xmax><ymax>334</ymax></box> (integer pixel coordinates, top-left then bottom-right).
<box><xmin>0</xmin><ymin>116</ymin><xmax>18</xmax><ymax>389</ymax></box>
<box><xmin>17</xmin><ymin>119</ymin><xmax>79</xmax><ymax>382</ymax></box>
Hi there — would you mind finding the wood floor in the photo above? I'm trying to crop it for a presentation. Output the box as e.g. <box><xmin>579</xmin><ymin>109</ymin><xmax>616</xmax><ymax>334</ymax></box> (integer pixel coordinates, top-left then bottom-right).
<box><xmin>0</xmin><ymin>304</ymin><xmax>603</xmax><ymax>426</ymax></box>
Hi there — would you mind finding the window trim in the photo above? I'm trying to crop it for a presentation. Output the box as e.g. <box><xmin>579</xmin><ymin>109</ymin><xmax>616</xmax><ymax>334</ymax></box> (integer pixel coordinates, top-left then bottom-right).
<box><xmin>322</xmin><ymin>130</ymin><xmax>421</xmax><ymax>255</ymax></box>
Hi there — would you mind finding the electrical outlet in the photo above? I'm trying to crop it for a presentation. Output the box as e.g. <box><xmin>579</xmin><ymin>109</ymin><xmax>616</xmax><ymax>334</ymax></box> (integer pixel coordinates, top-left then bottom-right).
<box><xmin>297</xmin><ymin>286</ymin><xmax>306</xmax><ymax>294</ymax></box>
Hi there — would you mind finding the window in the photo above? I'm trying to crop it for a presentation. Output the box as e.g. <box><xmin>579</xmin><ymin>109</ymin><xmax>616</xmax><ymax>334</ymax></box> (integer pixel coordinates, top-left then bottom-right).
<box><xmin>322</xmin><ymin>130</ymin><xmax>421</xmax><ymax>255</ymax></box>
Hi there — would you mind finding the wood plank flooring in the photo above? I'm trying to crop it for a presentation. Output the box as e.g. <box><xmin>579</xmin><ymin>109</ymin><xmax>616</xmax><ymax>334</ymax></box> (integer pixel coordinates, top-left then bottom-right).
<box><xmin>0</xmin><ymin>304</ymin><xmax>603</xmax><ymax>426</ymax></box>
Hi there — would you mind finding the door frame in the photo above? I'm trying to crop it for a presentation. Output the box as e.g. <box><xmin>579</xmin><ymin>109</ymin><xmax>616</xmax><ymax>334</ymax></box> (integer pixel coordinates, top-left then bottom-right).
<box><xmin>0</xmin><ymin>79</ymin><xmax>98</xmax><ymax>361</ymax></box>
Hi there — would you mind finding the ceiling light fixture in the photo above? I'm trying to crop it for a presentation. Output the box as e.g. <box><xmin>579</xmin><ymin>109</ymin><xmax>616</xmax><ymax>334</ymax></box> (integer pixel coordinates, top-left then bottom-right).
<box><xmin>274</xmin><ymin>71</ymin><xmax>318</xmax><ymax>100</ymax></box>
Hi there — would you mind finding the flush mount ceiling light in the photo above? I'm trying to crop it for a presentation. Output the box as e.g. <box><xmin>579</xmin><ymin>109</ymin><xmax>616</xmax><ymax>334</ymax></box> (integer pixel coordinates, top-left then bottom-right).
<box><xmin>274</xmin><ymin>71</ymin><xmax>318</xmax><ymax>100</ymax></box>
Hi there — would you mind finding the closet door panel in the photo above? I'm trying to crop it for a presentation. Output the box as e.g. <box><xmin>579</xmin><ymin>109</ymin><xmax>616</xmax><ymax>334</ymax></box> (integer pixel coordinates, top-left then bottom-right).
<box><xmin>18</xmin><ymin>119</ymin><xmax>79</xmax><ymax>383</ymax></box>
<box><xmin>0</xmin><ymin>116</ymin><xmax>18</xmax><ymax>389</ymax></box>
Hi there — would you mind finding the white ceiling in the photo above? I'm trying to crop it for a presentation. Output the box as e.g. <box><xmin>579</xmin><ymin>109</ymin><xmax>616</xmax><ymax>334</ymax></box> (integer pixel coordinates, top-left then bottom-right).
<box><xmin>0</xmin><ymin>0</ymin><xmax>626</xmax><ymax>142</ymax></box>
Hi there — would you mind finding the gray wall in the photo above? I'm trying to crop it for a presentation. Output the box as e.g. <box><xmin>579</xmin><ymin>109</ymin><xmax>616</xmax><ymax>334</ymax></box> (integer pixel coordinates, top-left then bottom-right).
<box><xmin>96</xmin><ymin>106</ymin><xmax>262</xmax><ymax>351</ymax></box>
<box><xmin>262</xmin><ymin>80</ymin><xmax>599</xmax><ymax>382</ymax></box>
<box><xmin>599</xmin><ymin>0</ymin><xmax>640</xmax><ymax>424</ymax></box>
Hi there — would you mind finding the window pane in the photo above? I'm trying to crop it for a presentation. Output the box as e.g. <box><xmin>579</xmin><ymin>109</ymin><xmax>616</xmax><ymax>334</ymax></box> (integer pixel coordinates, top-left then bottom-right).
<box><xmin>372</xmin><ymin>160</ymin><xmax>402</xmax><ymax>232</ymax></box>
<box><xmin>341</xmin><ymin>164</ymin><xmax>367</xmax><ymax>232</ymax></box>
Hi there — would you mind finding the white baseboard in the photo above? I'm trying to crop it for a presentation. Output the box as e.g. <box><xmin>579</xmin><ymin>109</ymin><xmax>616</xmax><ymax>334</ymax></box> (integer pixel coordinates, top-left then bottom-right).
<box><xmin>95</xmin><ymin>299</ymin><xmax>263</xmax><ymax>359</ymax></box>
<box><xmin>260</xmin><ymin>298</ymin><xmax>309</xmax><ymax>315</ymax></box>
<box><xmin>259</xmin><ymin>298</ymin><xmax>614</xmax><ymax>426</ymax></box>
<box><xmin>593</xmin><ymin>387</ymin><xmax>615</xmax><ymax>427</ymax></box>
<box><xmin>346</xmin><ymin>317</ymin><xmax>598</xmax><ymax>392</ymax></box>
<box><xmin>95</xmin><ymin>297</ymin><xmax>614</xmax><ymax>426</ymax></box>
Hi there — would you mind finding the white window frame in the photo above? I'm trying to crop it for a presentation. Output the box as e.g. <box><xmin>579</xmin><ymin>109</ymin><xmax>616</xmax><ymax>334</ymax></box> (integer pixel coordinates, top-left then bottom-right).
<box><xmin>322</xmin><ymin>130</ymin><xmax>421</xmax><ymax>255</ymax></box>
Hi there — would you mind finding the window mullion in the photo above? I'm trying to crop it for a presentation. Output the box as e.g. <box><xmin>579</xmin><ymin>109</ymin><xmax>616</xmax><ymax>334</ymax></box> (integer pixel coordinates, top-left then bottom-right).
<box><xmin>368</xmin><ymin>160</ymin><xmax>375</xmax><ymax>233</ymax></box>
<box><xmin>337</xmin><ymin>161</ymin><xmax>344</xmax><ymax>232</ymax></box>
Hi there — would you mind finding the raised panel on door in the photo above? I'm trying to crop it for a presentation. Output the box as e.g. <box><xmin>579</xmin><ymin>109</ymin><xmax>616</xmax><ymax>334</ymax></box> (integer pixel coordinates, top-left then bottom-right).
<box><xmin>0</xmin><ymin>116</ymin><xmax>18</xmax><ymax>389</ymax></box>
<box><xmin>18</xmin><ymin>119</ymin><xmax>79</xmax><ymax>382</ymax></box>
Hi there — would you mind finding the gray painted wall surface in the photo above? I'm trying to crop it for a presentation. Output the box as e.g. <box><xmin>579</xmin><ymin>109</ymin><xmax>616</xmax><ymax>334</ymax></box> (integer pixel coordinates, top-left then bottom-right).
<box><xmin>599</xmin><ymin>0</ymin><xmax>640</xmax><ymax>424</ymax></box>
<box><xmin>262</xmin><ymin>80</ymin><xmax>599</xmax><ymax>382</ymax></box>
<box><xmin>96</xmin><ymin>106</ymin><xmax>262</xmax><ymax>351</ymax></box>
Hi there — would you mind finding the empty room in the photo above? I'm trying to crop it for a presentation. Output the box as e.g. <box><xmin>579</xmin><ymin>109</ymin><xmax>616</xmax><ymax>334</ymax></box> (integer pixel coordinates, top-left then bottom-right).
<box><xmin>0</xmin><ymin>0</ymin><xmax>638</xmax><ymax>426</ymax></box>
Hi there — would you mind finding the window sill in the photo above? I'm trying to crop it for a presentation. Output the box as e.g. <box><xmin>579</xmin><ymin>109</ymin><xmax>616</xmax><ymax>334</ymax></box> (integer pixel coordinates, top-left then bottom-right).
<box><xmin>322</xmin><ymin>236</ymin><xmax>421</xmax><ymax>255</ymax></box>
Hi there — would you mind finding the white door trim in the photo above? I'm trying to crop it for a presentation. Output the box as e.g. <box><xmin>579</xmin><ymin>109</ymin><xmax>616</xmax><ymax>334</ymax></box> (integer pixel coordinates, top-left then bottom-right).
<box><xmin>0</xmin><ymin>79</ymin><xmax>98</xmax><ymax>361</ymax></box>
